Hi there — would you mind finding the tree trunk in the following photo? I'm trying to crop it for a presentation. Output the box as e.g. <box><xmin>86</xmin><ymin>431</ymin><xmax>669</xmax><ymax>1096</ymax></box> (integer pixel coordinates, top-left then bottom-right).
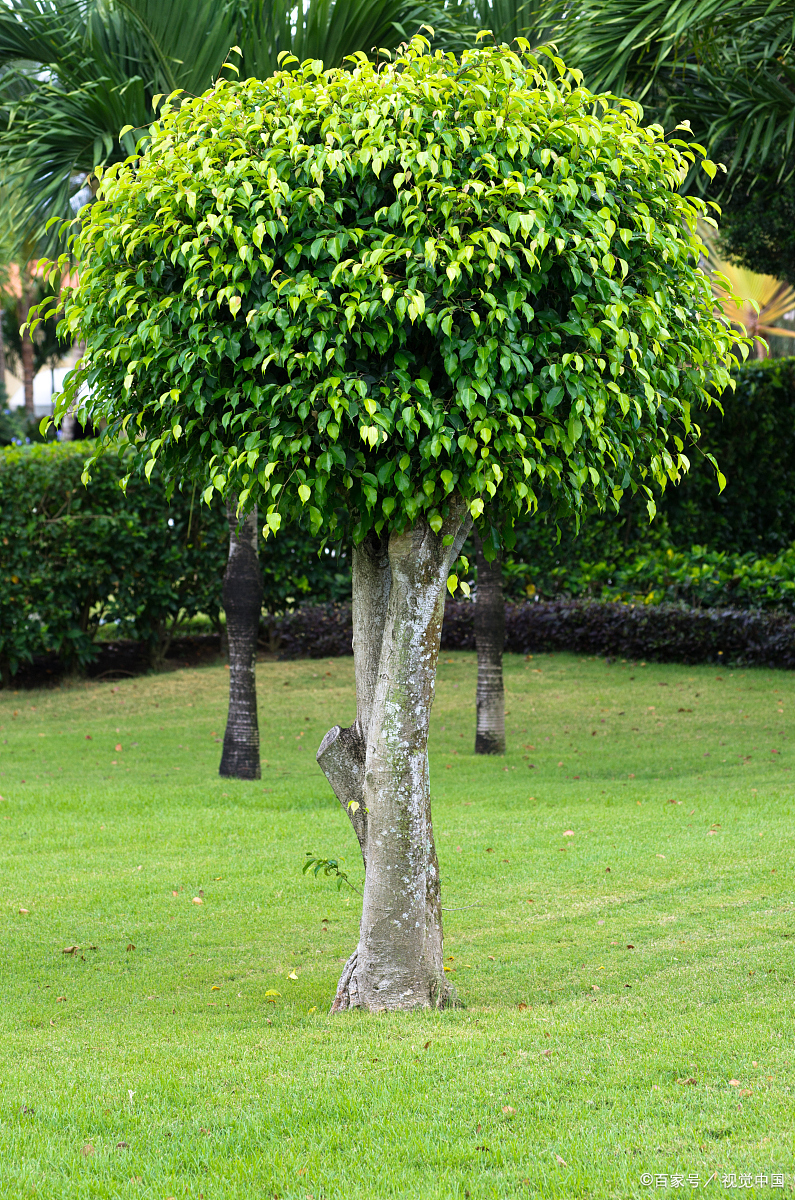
<box><xmin>219</xmin><ymin>501</ymin><xmax>262</xmax><ymax>780</ymax></box>
<box><xmin>474</xmin><ymin>534</ymin><xmax>506</xmax><ymax>755</ymax></box>
<box><xmin>317</xmin><ymin>503</ymin><xmax>471</xmax><ymax>1013</ymax></box>
<box><xmin>0</xmin><ymin>309</ymin><xmax>7</xmax><ymax>395</ymax></box>
<box><xmin>18</xmin><ymin>274</ymin><xmax>34</xmax><ymax>416</ymax></box>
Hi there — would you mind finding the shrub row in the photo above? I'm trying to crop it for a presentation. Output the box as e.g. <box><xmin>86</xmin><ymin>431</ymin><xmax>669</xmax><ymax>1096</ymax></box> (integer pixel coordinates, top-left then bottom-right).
<box><xmin>502</xmin><ymin>356</ymin><xmax>795</xmax><ymax>599</ymax></box>
<box><xmin>0</xmin><ymin>442</ymin><xmax>348</xmax><ymax>683</ymax></box>
<box><xmin>520</xmin><ymin>543</ymin><xmax>795</xmax><ymax>611</ymax></box>
<box><xmin>274</xmin><ymin>600</ymin><xmax>795</xmax><ymax>670</ymax></box>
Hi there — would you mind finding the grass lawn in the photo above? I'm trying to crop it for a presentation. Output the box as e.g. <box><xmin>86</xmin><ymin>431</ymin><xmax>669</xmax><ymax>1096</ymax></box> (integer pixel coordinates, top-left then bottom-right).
<box><xmin>0</xmin><ymin>650</ymin><xmax>793</xmax><ymax>1199</ymax></box>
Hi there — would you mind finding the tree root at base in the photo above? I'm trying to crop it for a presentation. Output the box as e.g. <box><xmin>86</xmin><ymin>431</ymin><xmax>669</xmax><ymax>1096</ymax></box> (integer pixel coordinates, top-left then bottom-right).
<box><xmin>329</xmin><ymin>951</ymin><xmax>465</xmax><ymax>1013</ymax></box>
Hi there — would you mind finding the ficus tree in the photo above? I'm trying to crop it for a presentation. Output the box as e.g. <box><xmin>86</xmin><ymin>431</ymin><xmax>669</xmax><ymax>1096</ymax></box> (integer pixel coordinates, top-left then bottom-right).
<box><xmin>42</xmin><ymin>35</ymin><xmax>745</xmax><ymax>1010</ymax></box>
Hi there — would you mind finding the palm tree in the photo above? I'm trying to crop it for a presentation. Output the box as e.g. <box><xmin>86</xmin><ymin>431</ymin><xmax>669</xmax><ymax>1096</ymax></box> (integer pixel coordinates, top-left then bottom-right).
<box><xmin>0</xmin><ymin>0</ymin><xmax>429</xmax><ymax>255</ymax></box>
<box><xmin>0</xmin><ymin>0</ymin><xmax>429</xmax><ymax>778</ymax></box>
<box><xmin>704</xmin><ymin>235</ymin><xmax>795</xmax><ymax>359</ymax></box>
<box><xmin>537</xmin><ymin>0</ymin><xmax>795</xmax><ymax>182</ymax></box>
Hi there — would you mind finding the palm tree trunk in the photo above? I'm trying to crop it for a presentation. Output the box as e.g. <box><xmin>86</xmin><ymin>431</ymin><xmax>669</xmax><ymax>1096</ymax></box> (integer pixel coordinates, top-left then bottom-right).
<box><xmin>18</xmin><ymin>273</ymin><xmax>35</xmax><ymax>416</ymax></box>
<box><xmin>0</xmin><ymin>312</ymin><xmax>7</xmax><ymax>395</ymax></box>
<box><xmin>474</xmin><ymin>534</ymin><xmax>506</xmax><ymax>755</ymax></box>
<box><xmin>219</xmin><ymin>501</ymin><xmax>262</xmax><ymax>780</ymax></box>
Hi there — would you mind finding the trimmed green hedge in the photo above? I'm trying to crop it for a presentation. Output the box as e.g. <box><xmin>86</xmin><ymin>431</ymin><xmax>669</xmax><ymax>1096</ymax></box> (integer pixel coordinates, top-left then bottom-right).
<box><xmin>502</xmin><ymin>357</ymin><xmax>795</xmax><ymax>599</ymax></box>
<box><xmin>0</xmin><ymin>442</ymin><xmax>348</xmax><ymax>683</ymax></box>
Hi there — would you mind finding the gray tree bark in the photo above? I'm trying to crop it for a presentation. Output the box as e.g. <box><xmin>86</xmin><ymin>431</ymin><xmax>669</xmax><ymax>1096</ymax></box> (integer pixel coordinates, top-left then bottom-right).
<box><xmin>219</xmin><ymin>502</ymin><xmax>262</xmax><ymax>780</ymax></box>
<box><xmin>317</xmin><ymin>503</ymin><xmax>471</xmax><ymax>1013</ymax></box>
<box><xmin>474</xmin><ymin>534</ymin><xmax>506</xmax><ymax>755</ymax></box>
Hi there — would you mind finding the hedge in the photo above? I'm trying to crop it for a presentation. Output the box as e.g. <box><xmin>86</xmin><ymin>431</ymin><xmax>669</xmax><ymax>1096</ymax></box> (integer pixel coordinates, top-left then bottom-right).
<box><xmin>502</xmin><ymin>356</ymin><xmax>795</xmax><ymax>600</ymax></box>
<box><xmin>518</xmin><ymin>543</ymin><xmax>795</xmax><ymax>611</ymax></box>
<box><xmin>0</xmin><ymin>442</ymin><xmax>349</xmax><ymax>683</ymax></box>
<box><xmin>274</xmin><ymin>599</ymin><xmax>795</xmax><ymax>670</ymax></box>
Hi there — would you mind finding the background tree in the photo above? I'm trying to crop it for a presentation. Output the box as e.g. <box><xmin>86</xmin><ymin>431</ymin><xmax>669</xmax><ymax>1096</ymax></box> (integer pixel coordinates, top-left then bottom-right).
<box><xmin>473</xmin><ymin>531</ymin><xmax>505</xmax><ymax>754</ymax></box>
<box><xmin>539</xmin><ymin>0</ymin><xmax>795</xmax><ymax>279</ymax></box>
<box><xmin>46</xmin><ymin>37</ymin><xmax>744</xmax><ymax>1010</ymax></box>
<box><xmin>2</xmin><ymin>0</ymin><xmax>427</xmax><ymax>772</ymax></box>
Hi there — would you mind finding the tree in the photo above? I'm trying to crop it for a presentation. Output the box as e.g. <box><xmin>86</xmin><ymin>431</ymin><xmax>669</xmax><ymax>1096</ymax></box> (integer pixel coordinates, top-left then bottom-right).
<box><xmin>540</xmin><ymin>0</ymin><xmax>795</xmax><ymax>275</ymax></box>
<box><xmin>1</xmin><ymin>267</ymin><xmax>61</xmax><ymax>413</ymax></box>
<box><xmin>46</xmin><ymin>37</ymin><xmax>745</xmax><ymax>1009</ymax></box>
<box><xmin>0</xmin><ymin>0</ymin><xmax>434</xmax><ymax>253</ymax></box>
<box><xmin>702</xmin><ymin>237</ymin><xmax>795</xmax><ymax>359</ymax></box>
<box><xmin>716</xmin><ymin>175</ymin><xmax>795</xmax><ymax>290</ymax></box>
<box><xmin>473</xmin><ymin>532</ymin><xmax>506</xmax><ymax>754</ymax></box>
<box><xmin>2</xmin><ymin>0</ymin><xmax>423</xmax><ymax>773</ymax></box>
<box><xmin>220</xmin><ymin>502</ymin><xmax>263</xmax><ymax>778</ymax></box>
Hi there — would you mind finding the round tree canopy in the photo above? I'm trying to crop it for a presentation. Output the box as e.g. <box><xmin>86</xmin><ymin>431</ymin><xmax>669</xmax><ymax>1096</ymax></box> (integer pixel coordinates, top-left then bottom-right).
<box><xmin>50</xmin><ymin>35</ymin><xmax>747</xmax><ymax>545</ymax></box>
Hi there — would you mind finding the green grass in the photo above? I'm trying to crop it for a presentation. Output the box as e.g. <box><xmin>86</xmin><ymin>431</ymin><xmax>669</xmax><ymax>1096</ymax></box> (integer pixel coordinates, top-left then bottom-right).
<box><xmin>1</xmin><ymin>651</ymin><xmax>793</xmax><ymax>1199</ymax></box>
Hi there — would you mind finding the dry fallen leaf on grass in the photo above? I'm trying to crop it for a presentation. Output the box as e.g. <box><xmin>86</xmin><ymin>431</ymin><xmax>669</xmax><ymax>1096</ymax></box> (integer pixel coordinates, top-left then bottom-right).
<box><xmin>729</xmin><ymin>1079</ymin><xmax>741</xmax><ymax>1087</ymax></box>
<box><xmin>555</xmin><ymin>1154</ymin><xmax>568</xmax><ymax>1166</ymax></box>
<box><xmin>19</xmin><ymin>908</ymin><xmax>29</xmax><ymax>915</ymax></box>
<box><xmin>192</xmin><ymin>897</ymin><xmax>203</xmax><ymax>905</ymax></box>
<box><xmin>287</xmin><ymin>970</ymin><xmax>298</xmax><ymax>980</ymax></box>
<box><xmin>502</xmin><ymin>1106</ymin><xmax>516</xmax><ymax>1115</ymax></box>
<box><xmin>81</xmin><ymin>1143</ymin><xmax>94</xmax><ymax>1156</ymax></box>
<box><xmin>62</xmin><ymin>945</ymin><xmax>78</xmax><ymax>955</ymax></box>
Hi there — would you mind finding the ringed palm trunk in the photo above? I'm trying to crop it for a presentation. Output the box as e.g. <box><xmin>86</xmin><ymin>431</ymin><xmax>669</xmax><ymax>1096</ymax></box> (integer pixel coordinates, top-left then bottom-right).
<box><xmin>18</xmin><ymin>276</ymin><xmax>34</xmax><ymax>416</ymax></box>
<box><xmin>219</xmin><ymin>501</ymin><xmax>262</xmax><ymax>780</ymax></box>
<box><xmin>317</xmin><ymin>501</ymin><xmax>471</xmax><ymax>1012</ymax></box>
<box><xmin>0</xmin><ymin>312</ymin><xmax>6</xmax><ymax>393</ymax></box>
<box><xmin>474</xmin><ymin>534</ymin><xmax>506</xmax><ymax>755</ymax></box>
